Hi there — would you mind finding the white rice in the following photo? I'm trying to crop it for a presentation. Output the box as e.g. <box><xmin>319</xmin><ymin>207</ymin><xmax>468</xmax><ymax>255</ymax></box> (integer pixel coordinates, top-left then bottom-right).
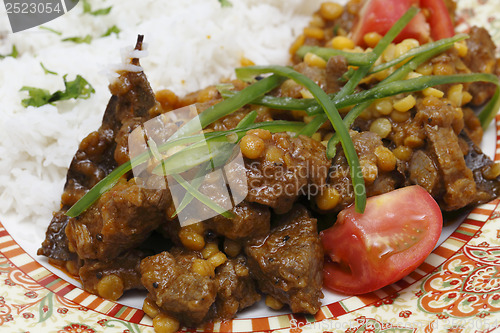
<box><xmin>0</xmin><ymin>0</ymin><xmax>327</xmax><ymax>240</ymax></box>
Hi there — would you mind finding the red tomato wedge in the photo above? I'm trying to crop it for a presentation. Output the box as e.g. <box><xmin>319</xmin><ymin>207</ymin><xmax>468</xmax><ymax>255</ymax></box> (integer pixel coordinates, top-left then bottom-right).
<box><xmin>420</xmin><ymin>0</ymin><xmax>455</xmax><ymax>41</ymax></box>
<box><xmin>351</xmin><ymin>0</ymin><xmax>454</xmax><ymax>47</ymax></box>
<box><xmin>320</xmin><ymin>185</ymin><xmax>442</xmax><ymax>295</ymax></box>
<box><xmin>351</xmin><ymin>0</ymin><xmax>430</xmax><ymax>46</ymax></box>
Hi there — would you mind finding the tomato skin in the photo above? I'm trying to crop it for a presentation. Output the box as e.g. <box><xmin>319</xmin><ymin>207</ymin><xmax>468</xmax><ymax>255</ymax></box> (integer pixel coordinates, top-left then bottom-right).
<box><xmin>320</xmin><ymin>186</ymin><xmax>442</xmax><ymax>295</ymax></box>
<box><xmin>351</xmin><ymin>0</ymin><xmax>430</xmax><ymax>46</ymax></box>
<box><xmin>420</xmin><ymin>0</ymin><xmax>455</xmax><ymax>41</ymax></box>
<box><xmin>351</xmin><ymin>0</ymin><xmax>455</xmax><ymax>47</ymax></box>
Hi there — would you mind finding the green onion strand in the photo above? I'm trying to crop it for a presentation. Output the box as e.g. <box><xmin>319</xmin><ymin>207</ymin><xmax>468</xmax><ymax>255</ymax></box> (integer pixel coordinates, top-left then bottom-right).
<box><xmin>170</xmin><ymin>173</ymin><xmax>234</xmax><ymax>219</ymax></box>
<box><xmin>299</xmin><ymin>7</ymin><xmax>420</xmax><ymax>139</ymax></box>
<box><xmin>66</xmin><ymin>120</ymin><xmax>304</xmax><ymax>218</ymax></box>
<box><xmin>236</xmin><ymin>64</ymin><xmax>366</xmax><ymax>213</ymax></box>
<box><xmin>66</xmin><ymin>161</ymin><xmax>132</xmax><ymax>217</ymax></box>
<box><xmin>66</xmin><ymin>75</ymin><xmax>284</xmax><ymax>218</ymax></box>
<box><xmin>172</xmin><ymin>109</ymin><xmax>259</xmax><ymax>217</ymax></box>
<box><xmin>171</xmin><ymin>163</ymin><xmax>209</xmax><ymax>218</ymax></box>
<box><xmin>169</xmin><ymin>74</ymin><xmax>285</xmax><ymax>142</ymax></box>
<box><xmin>479</xmin><ymin>87</ymin><xmax>500</xmax><ymax>129</ymax></box>
<box><xmin>220</xmin><ymin>33</ymin><xmax>469</xmax><ymax>117</ymax></box>
<box><xmin>343</xmin><ymin>34</ymin><xmax>469</xmax><ymax>79</ymax></box>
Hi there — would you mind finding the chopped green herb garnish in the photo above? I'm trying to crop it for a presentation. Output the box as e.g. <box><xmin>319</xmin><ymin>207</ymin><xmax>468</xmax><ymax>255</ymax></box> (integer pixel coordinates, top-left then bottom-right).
<box><xmin>21</xmin><ymin>74</ymin><xmax>95</xmax><ymax>107</ymax></box>
<box><xmin>39</xmin><ymin>26</ymin><xmax>62</xmax><ymax>35</ymax></box>
<box><xmin>20</xmin><ymin>87</ymin><xmax>52</xmax><ymax>108</ymax></box>
<box><xmin>62</xmin><ymin>35</ymin><xmax>93</xmax><ymax>44</ymax></box>
<box><xmin>0</xmin><ymin>45</ymin><xmax>18</xmax><ymax>60</ymax></box>
<box><xmin>101</xmin><ymin>25</ymin><xmax>121</xmax><ymax>37</ymax></box>
<box><xmin>218</xmin><ymin>0</ymin><xmax>232</xmax><ymax>7</ymax></box>
<box><xmin>82</xmin><ymin>0</ymin><xmax>91</xmax><ymax>13</ymax></box>
<box><xmin>90</xmin><ymin>7</ymin><xmax>112</xmax><ymax>15</ymax></box>
<box><xmin>82</xmin><ymin>0</ymin><xmax>112</xmax><ymax>15</ymax></box>
<box><xmin>40</xmin><ymin>62</ymin><xmax>58</xmax><ymax>75</ymax></box>
<box><xmin>10</xmin><ymin>45</ymin><xmax>19</xmax><ymax>58</ymax></box>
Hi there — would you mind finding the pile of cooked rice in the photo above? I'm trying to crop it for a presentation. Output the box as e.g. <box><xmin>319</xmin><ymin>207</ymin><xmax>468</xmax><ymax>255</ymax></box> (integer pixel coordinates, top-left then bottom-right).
<box><xmin>0</xmin><ymin>0</ymin><xmax>327</xmax><ymax>239</ymax></box>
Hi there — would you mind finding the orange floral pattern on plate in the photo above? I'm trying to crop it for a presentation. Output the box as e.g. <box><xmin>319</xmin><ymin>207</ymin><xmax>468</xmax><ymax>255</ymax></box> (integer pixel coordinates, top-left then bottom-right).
<box><xmin>418</xmin><ymin>244</ymin><xmax>500</xmax><ymax>318</ymax></box>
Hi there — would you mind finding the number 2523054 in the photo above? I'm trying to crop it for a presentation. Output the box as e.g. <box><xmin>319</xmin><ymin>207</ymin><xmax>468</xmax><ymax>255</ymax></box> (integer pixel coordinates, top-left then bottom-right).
<box><xmin>5</xmin><ymin>2</ymin><xmax>63</xmax><ymax>14</ymax></box>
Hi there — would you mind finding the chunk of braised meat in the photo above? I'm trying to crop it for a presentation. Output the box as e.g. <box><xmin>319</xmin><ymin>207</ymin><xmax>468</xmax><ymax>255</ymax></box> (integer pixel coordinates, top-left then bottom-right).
<box><xmin>39</xmin><ymin>36</ymin><xmax>159</xmax><ymax>263</ymax></box>
<box><xmin>413</xmin><ymin>96</ymin><xmax>477</xmax><ymax>210</ymax></box>
<box><xmin>409</xmin><ymin>150</ymin><xmax>439</xmax><ymax>196</ymax></box>
<box><xmin>463</xmin><ymin>26</ymin><xmax>499</xmax><ymax>106</ymax></box>
<box><xmin>327</xmin><ymin>130</ymin><xmax>403</xmax><ymax>212</ymax></box>
<box><xmin>325</xmin><ymin>55</ymin><xmax>348</xmax><ymax>94</ymax></box>
<box><xmin>462</xmin><ymin>107</ymin><xmax>483</xmax><ymax>146</ymax></box>
<box><xmin>63</xmin><ymin>38</ymin><xmax>158</xmax><ymax>209</ymax></box>
<box><xmin>173</xmin><ymin>84</ymin><xmax>273</xmax><ymax>132</ymax></box>
<box><xmin>38</xmin><ymin>211</ymin><xmax>75</xmax><ymax>263</ymax></box>
<box><xmin>114</xmin><ymin>117</ymin><xmax>147</xmax><ymax>165</ymax></box>
<box><xmin>244</xmin><ymin>133</ymin><xmax>330</xmax><ymax>214</ymax></box>
<box><xmin>462</xmin><ymin>132</ymin><xmax>500</xmax><ymax>205</ymax></box>
<box><xmin>245</xmin><ymin>204</ymin><xmax>323</xmax><ymax>314</ymax></box>
<box><xmin>294</xmin><ymin>62</ymin><xmax>327</xmax><ymax>91</ymax></box>
<box><xmin>141</xmin><ymin>249</ymin><xmax>216</xmax><ymax>326</ymax></box>
<box><xmin>347</xmin><ymin>95</ymin><xmax>498</xmax><ymax>211</ymax></box>
<box><xmin>160</xmin><ymin>201</ymin><xmax>270</xmax><ymax>247</ymax></box>
<box><xmin>285</xmin><ymin>57</ymin><xmax>348</xmax><ymax>97</ymax></box>
<box><xmin>205</xmin><ymin>201</ymin><xmax>271</xmax><ymax>240</ymax></box>
<box><xmin>208</xmin><ymin>107</ymin><xmax>274</xmax><ymax>132</ymax></box>
<box><xmin>162</xmin><ymin>154</ymin><xmax>271</xmax><ymax>241</ymax></box>
<box><xmin>277</xmin><ymin>61</ymin><xmax>345</xmax><ymax>99</ymax></box>
<box><xmin>384</xmin><ymin>95</ymin><xmax>496</xmax><ymax>211</ymax></box>
<box><xmin>60</xmin><ymin>63</ymin><xmax>158</xmax><ymax>207</ymax></box>
<box><xmin>79</xmin><ymin>250</ymin><xmax>145</xmax><ymax>301</ymax></box>
<box><xmin>211</xmin><ymin>256</ymin><xmax>261</xmax><ymax>320</ymax></box>
<box><xmin>38</xmin><ymin>112</ymin><xmax>118</xmax><ymax>263</ymax></box>
<box><xmin>426</xmin><ymin>126</ymin><xmax>476</xmax><ymax>209</ymax></box>
<box><xmin>65</xmin><ymin>178</ymin><xmax>170</xmax><ymax>261</ymax></box>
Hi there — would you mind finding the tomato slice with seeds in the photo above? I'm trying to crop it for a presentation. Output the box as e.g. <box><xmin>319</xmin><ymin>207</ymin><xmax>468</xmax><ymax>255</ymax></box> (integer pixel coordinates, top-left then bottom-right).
<box><xmin>320</xmin><ymin>185</ymin><xmax>442</xmax><ymax>295</ymax></box>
